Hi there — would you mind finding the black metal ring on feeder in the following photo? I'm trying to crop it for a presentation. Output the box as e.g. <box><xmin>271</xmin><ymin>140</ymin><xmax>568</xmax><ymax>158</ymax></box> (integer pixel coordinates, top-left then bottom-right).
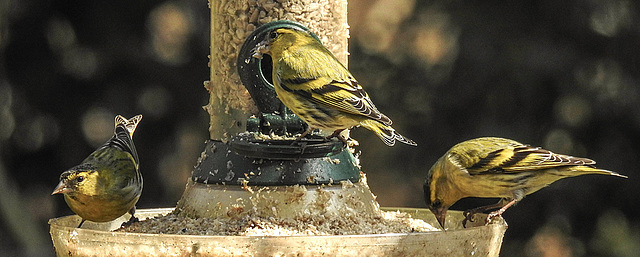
<box><xmin>231</xmin><ymin>135</ymin><xmax>346</xmax><ymax>160</ymax></box>
<box><xmin>237</xmin><ymin>20</ymin><xmax>321</xmax><ymax>113</ymax></box>
<box><xmin>191</xmin><ymin>139</ymin><xmax>360</xmax><ymax>186</ymax></box>
<box><xmin>234</xmin><ymin>20</ymin><xmax>346</xmax><ymax>159</ymax></box>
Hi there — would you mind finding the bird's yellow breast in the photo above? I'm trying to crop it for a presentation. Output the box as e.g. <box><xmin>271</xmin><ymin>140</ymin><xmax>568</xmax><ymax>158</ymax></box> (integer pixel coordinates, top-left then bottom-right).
<box><xmin>64</xmin><ymin>192</ymin><xmax>139</xmax><ymax>222</ymax></box>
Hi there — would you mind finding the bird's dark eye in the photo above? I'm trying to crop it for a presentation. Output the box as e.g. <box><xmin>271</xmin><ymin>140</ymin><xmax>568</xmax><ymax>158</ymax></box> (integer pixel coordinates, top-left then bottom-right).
<box><xmin>432</xmin><ymin>199</ymin><xmax>442</xmax><ymax>208</ymax></box>
<box><xmin>76</xmin><ymin>176</ymin><xmax>84</xmax><ymax>183</ymax></box>
<box><xmin>269</xmin><ymin>31</ymin><xmax>278</xmax><ymax>39</ymax></box>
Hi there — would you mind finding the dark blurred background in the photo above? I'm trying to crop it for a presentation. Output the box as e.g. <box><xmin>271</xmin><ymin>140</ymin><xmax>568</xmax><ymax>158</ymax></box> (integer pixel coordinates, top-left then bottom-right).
<box><xmin>1</xmin><ymin>0</ymin><xmax>638</xmax><ymax>256</ymax></box>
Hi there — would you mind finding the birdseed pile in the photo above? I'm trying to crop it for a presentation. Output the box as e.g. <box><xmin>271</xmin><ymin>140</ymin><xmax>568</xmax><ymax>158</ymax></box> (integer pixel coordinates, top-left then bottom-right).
<box><xmin>118</xmin><ymin>207</ymin><xmax>437</xmax><ymax>236</ymax></box>
<box><xmin>118</xmin><ymin>181</ymin><xmax>438</xmax><ymax>236</ymax></box>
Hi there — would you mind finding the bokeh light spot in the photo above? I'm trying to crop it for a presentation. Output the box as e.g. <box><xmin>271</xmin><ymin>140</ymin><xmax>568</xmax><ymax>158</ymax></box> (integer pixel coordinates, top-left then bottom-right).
<box><xmin>46</xmin><ymin>17</ymin><xmax>77</xmax><ymax>52</ymax></box>
<box><xmin>137</xmin><ymin>85</ymin><xmax>171</xmax><ymax>119</ymax></box>
<box><xmin>147</xmin><ymin>2</ymin><xmax>193</xmax><ymax>65</ymax></box>
<box><xmin>524</xmin><ymin>216</ymin><xmax>584</xmax><ymax>257</ymax></box>
<box><xmin>61</xmin><ymin>46</ymin><xmax>99</xmax><ymax>80</ymax></box>
<box><xmin>356</xmin><ymin>0</ymin><xmax>415</xmax><ymax>55</ymax></box>
<box><xmin>574</xmin><ymin>59</ymin><xmax>627</xmax><ymax>102</ymax></box>
<box><xmin>544</xmin><ymin>129</ymin><xmax>575</xmax><ymax>154</ymax></box>
<box><xmin>411</xmin><ymin>9</ymin><xmax>459</xmax><ymax>68</ymax></box>
<box><xmin>554</xmin><ymin>95</ymin><xmax>591</xmax><ymax>127</ymax></box>
<box><xmin>589</xmin><ymin>0</ymin><xmax>632</xmax><ymax>37</ymax></box>
<box><xmin>81</xmin><ymin>108</ymin><xmax>114</xmax><ymax>147</ymax></box>
<box><xmin>591</xmin><ymin>209</ymin><xmax>640</xmax><ymax>256</ymax></box>
<box><xmin>13</xmin><ymin>114</ymin><xmax>60</xmax><ymax>152</ymax></box>
<box><xmin>0</xmin><ymin>83</ymin><xmax>15</xmax><ymax>141</ymax></box>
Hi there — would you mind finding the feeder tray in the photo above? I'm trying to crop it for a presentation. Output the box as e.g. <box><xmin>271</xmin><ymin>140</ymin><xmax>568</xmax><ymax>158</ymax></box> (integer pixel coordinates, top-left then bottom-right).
<box><xmin>49</xmin><ymin>208</ymin><xmax>507</xmax><ymax>257</ymax></box>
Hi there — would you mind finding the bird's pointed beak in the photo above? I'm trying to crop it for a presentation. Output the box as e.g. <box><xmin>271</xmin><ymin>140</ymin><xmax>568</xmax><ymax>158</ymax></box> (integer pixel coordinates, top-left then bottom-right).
<box><xmin>431</xmin><ymin>207</ymin><xmax>447</xmax><ymax>230</ymax></box>
<box><xmin>252</xmin><ymin>41</ymin><xmax>270</xmax><ymax>59</ymax></box>
<box><xmin>52</xmin><ymin>180</ymin><xmax>71</xmax><ymax>195</ymax></box>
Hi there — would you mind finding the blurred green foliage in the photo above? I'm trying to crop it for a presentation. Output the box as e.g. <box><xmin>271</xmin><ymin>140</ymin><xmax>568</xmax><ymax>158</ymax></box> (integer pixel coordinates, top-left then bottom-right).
<box><xmin>0</xmin><ymin>0</ymin><xmax>638</xmax><ymax>256</ymax></box>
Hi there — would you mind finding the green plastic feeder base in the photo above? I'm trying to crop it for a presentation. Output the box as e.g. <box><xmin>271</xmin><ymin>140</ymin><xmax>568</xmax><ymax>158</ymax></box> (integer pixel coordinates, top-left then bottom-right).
<box><xmin>192</xmin><ymin>139</ymin><xmax>361</xmax><ymax>186</ymax></box>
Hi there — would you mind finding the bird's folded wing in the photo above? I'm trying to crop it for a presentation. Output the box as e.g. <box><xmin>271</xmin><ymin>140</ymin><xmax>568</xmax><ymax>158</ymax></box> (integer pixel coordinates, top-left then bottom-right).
<box><xmin>280</xmin><ymin>75</ymin><xmax>392</xmax><ymax>125</ymax></box>
<box><xmin>456</xmin><ymin>144</ymin><xmax>596</xmax><ymax>175</ymax></box>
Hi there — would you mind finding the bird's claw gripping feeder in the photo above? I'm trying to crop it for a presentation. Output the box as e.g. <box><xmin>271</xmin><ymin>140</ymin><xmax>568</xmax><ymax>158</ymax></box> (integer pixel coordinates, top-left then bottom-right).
<box><xmin>49</xmin><ymin>6</ymin><xmax>507</xmax><ymax>256</ymax></box>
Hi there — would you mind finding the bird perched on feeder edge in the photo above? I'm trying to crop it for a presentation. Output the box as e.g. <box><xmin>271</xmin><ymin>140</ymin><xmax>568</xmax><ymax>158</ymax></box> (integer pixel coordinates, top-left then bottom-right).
<box><xmin>424</xmin><ymin>137</ymin><xmax>627</xmax><ymax>229</ymax></box>
<box><xmin>252</xmin><ymin>27</ymin><xmax>416</xmax><ymax>147</ymax></box>
<box><xmin>52</xmin><ymin>114</ymin><xmax>143</xmax><ymax>228</ymax></box>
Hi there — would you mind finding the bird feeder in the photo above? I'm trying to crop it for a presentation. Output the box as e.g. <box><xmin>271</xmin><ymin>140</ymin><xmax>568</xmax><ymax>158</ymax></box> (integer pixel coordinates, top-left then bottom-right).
<box><xmin>49</xmin><ymin>1</ymin><xmax>507</xmax><ymax>256</ymax></box>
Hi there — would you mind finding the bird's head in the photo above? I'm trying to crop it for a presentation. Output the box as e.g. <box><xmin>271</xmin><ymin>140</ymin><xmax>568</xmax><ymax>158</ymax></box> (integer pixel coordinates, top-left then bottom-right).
<box><xmin>424</xmin><ymin>178</ymin><xmax>450</xmax><ymax>229</ymax></box>
<box><xmin>424</xmin><ymin>154</ymin><xmax>461</xmax><ymax>230</ymax></box>
<box><xmin>253</xmin><ymin>28</ymin><xmax>317</xmax><ymax>59</ymax></box>
<box><xmin>52</xmin><ymin>165</ymin><xmax>99</xmax><ymax>196</ymax></box>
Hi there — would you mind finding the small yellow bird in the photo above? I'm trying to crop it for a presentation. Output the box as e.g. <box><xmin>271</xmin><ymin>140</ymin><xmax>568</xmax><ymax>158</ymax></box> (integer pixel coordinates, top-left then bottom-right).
<box><xmin>52</xmin><ymin>115</ymin><xmax>143</xmax><ymax>228</ymax></box>
<box><xmin>253</xmin><ymin>27</ymin><xmax>416</xmax><ymax>147</ymax></box>
<box><xmin>424</xmin><ymin>137</ymin><xmax>626</xmax><ymax>229</ymax></box>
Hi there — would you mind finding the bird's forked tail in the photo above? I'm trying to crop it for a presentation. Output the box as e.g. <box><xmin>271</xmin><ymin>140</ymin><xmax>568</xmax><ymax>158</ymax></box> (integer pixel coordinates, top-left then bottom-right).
<box><xmin>359</xmin><ymin>119</ymin><xmax>417</xmax><ymax>147</ymax></box>
<box><xmin>115</xmin><ymin>115</ymin><xmax>143</xmax><ymax>137</ymax></box>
